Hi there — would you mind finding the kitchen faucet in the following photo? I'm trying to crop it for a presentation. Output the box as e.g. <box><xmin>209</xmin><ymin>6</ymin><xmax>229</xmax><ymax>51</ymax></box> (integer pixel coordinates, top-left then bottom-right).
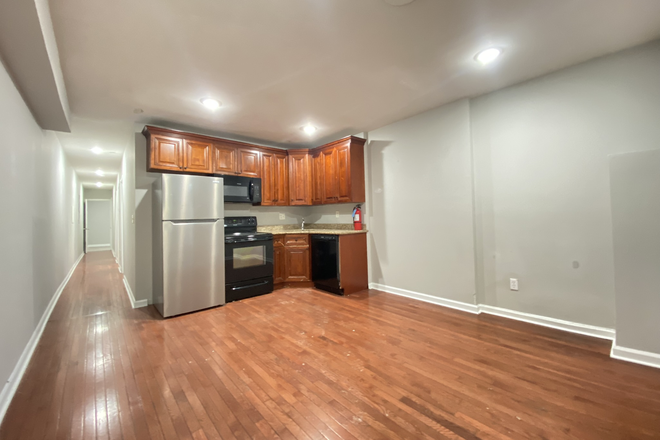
<box><xmin>301</xmin><ymin>218</ymin><xmax>305</xmax><ymax>230</ymax></box>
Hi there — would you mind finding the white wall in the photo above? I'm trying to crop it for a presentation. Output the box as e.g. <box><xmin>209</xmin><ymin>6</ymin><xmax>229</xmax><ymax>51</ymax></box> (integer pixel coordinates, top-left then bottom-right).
<box><xmin>0</xmin><ymin>58</ymin><xmax>82</xmax><ymax>401</ymax></box>
<box><xmin>471</xmin><ymin>40</ymin><xmax>660</xmax><ymax>328</ymax></box>
<box><xmin>83</xmin><ymin>188</ymin><xmax>112</xmax><ymax>200</ymax></box>
<box><xmin>364</xmin><ymin>40</ymin><xmax>660</xmax><ymax>333</ymax></box>
<box><xmin>366</xmin><ymin>99</ymin><xmax>477</xmax><ymax>304</ymax></box>
<box><xmin>610</xmin><ymin>149</ymin><xmax>660</xmax><ymax>354</ymax></box>
<box><xmin>115</xmin><ymin>133</ymin><xmax>136</xmax><ymax>299</ymax></box>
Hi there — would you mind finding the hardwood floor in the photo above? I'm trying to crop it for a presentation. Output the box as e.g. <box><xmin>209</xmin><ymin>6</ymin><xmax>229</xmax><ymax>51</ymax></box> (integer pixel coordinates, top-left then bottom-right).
<box><xmin>2</xmin><ymin>251</ymin><xmax>659</xmax><ymax>440</ymax></box>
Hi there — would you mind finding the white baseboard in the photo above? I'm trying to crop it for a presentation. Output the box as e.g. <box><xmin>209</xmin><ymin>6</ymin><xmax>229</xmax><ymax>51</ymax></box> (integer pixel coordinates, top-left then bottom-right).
<box><xmin>369</xmin><ymin>283</ymin><xmax>480</xmax><ymax>314</ymax></box>
<box><xmin>478</xmin><ymin>305</ymin><xmax>615</xmax><ymax>340</ymax></box>
<box><xmin>611</xmin><ymin>343</ymin><xmax>660</xmax><ymax>369</ymax></box>
<box><xmin>123</xmin><ymin>276</ymin><xmax>148</xmax><ymax>309</ymax></box>
<box><xmin>87</xmin><ymin>244</ymin><xmax>111</xmax><ymax>252</ymax></box>
<box><xmin>0</xmin><ymin>252</ymin><xmax>84</xmax><ymax>425</ymax></box>
<box><xmin>369</xmin><ymin>282</ymin><xmax>615</xmax><ymax>341</ymax></box>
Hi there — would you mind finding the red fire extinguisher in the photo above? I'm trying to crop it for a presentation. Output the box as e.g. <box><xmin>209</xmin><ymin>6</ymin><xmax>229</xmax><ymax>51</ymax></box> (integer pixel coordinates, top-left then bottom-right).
<box><xmin>352</xmin><ymin>204</ymin><xmax>362</xmax><ymax>231</ymax></box>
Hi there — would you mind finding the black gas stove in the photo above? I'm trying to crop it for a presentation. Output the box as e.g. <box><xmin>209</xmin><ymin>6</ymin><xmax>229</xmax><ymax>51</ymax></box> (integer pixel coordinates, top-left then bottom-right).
<box><xmin>224</xmin><ymin>216</ymin><xmax>274</xmax><ymax>302</ymax></box>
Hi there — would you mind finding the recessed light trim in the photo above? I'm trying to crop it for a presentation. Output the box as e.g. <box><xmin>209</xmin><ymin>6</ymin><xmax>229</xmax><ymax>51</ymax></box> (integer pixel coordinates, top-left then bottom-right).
<box><xmin>95</xmin><ymin>169</ymin><xmax>104</xmax><ymax>176</ymax></box>
<box><xmin>200</xmin><ymin>98</ymin><xmax>221</xmax><ymax>110</ymax></box>
<box><xmin>301</xmin><ymin>125</ymin><xmax>317</xmax><ymax>135</ymax></box>
<box><xmin>91</xmin><ymin>146</ymin><xmax>103</xmax><ymax>155</ymax></box>
<box><xmin>475</xmin><ymin>47</ymin><xmax>502</xmax><ymax>65</ymax></box>
<box><xmin>95</xmin><ymin>182</ymin><xmax>103</xmax><ymax>187</ymax></box>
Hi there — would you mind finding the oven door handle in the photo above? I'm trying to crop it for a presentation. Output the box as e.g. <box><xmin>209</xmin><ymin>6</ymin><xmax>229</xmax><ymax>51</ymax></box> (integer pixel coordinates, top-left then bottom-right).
<box><xmin>226</xmin><ymin>236</ymin><xmax>273</xmax><ymax>244</ymax></box>
<box><xmin>231</xmin><ymin>280</ymin><xmax>270</xmax><ymax>291</ymax></box>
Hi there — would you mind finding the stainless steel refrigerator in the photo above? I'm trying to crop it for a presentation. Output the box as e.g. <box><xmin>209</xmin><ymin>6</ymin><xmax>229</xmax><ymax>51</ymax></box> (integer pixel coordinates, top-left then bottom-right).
<box><xmin>153</xmin><ymin>174</ymin><xmax>225</xmax><ymax>317</ymax></box>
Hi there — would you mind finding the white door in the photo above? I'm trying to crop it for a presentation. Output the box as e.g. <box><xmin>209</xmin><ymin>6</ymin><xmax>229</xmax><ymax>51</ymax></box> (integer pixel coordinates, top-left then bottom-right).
<box><xmin>86</xmin><ymin>200</ymin><xmax>113</xmax><ymax>252</ymax></box>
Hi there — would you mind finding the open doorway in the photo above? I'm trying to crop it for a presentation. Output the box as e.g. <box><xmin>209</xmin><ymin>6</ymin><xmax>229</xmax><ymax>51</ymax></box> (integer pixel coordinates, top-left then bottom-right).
<box><xmin>85</xmin><ymin>199</ymin><xmax>113</xmax><ymax>252</ymax></box>
<box><xmin>83</xmin><ymin>187</ymin><xmax>114</xmax><ymax>253</ymax></box>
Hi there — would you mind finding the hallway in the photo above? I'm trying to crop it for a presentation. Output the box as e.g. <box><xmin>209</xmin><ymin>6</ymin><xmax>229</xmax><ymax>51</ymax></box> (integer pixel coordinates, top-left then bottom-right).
<box><xmin>2</xmin><ymin>251</ymin><xmax>660</xmax><ymax>439</ymax></box>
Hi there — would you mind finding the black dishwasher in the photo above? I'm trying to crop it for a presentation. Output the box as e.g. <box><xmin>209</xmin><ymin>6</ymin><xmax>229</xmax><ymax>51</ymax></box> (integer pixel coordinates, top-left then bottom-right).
<box><xmin>311</xmin><ymin>235</ymin><xmax>342</xmax><ymax>295</ymax></box>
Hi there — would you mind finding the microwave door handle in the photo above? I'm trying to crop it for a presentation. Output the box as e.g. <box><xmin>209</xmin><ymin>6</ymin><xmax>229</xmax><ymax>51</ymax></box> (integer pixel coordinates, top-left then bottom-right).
<box><xmin>249</xmin><ymin>181</ymin><xmax>254</xmax><ymax>201</ymax></box>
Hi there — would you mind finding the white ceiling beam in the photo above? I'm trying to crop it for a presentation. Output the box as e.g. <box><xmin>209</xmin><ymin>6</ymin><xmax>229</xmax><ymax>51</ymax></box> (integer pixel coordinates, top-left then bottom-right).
<box><xmin>0</xmin><ymin>0</ymin><xmax>70</xmax><ymax>132</ymax></box>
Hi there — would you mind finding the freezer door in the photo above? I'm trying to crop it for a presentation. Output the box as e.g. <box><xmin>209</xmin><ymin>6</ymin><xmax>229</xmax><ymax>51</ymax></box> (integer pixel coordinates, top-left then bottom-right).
<box><xmin>162</xmin><ymin>219</ymin><xmax>225</xmax><ymax>317</ymax></box>
<box><xmin>162</xmin><ymin>174</ymin><xmax>223</xmax><ymax>221</ymax></box>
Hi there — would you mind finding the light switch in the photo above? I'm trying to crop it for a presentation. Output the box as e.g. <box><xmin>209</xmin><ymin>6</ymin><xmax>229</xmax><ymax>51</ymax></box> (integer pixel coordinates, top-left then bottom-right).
<box><xmin>336</xmin><ymin>211</ymin><xmax>340</xmax><ymax>218</ymax></box>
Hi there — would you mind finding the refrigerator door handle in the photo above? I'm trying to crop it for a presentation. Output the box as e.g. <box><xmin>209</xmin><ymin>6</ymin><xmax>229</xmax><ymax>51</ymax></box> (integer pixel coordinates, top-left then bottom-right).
<box><xmin>167</xmin><ymin>219</ymin><xmax>220</xmax><ymax>225</ymax></box>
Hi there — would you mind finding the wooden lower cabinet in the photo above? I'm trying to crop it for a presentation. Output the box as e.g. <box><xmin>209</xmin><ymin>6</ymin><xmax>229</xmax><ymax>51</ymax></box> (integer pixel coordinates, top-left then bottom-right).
<box><xmin>273</xmin><ymin>234</ymin><xmax>311</xmax><ymax>288</ymax></box>
<box><xmin>284</xmin><ymin>247</ymin><xmax>310</xmax><ymax>282</ymax></box>
<box><xmin>273</xmin><ymin>245</ymin><xmax>286</xmax><ymax>284</ymax></box>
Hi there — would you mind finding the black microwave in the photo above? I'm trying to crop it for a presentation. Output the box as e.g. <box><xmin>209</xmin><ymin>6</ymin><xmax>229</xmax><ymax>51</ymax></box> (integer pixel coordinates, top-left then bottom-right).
<box><xmin>220</xmin><ymin>175</ymin><xmax>262</xmax><ymax>204</ymax></box>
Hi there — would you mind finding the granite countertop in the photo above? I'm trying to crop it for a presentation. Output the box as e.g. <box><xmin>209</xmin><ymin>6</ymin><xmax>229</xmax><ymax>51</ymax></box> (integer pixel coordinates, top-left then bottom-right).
<box><xmin>258</xmin><ymin>224</ymin><xmax>367</xmax><ymax>235</ymax></box>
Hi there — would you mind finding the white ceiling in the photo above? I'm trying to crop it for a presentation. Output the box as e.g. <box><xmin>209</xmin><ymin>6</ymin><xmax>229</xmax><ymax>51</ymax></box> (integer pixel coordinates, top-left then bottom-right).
<box><xmin>49</xmin><ymin>0</ymin><xmax>660</xmax><ymax>150</ymax></box>
<box><xmin>56</xmin><ymin>118</ymin><xmax>133</xmax><ymax>188</ymax></box>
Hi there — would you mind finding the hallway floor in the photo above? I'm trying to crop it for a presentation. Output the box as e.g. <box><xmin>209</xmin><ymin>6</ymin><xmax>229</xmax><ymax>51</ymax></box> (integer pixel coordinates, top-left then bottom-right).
<box><xmin>1</xmin><ymin>251</ymin><xmax>659</xmax><ymax>439</ymax></box>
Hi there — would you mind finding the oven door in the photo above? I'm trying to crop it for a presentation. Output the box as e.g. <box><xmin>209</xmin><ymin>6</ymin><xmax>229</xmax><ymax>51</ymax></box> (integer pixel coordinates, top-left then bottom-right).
<box><xmin>225</xmin><ymin>236</ymin><xmax>273</xmax><ymax>284</ymax></box>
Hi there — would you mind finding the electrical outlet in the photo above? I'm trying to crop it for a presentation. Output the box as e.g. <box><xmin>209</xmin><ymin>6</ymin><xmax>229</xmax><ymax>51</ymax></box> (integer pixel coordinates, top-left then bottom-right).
<box><xmin>131</xmin><ymin>214</ymin><xmax>135</xmax><ymax>224</ymax></box>
<box><xmin>509</xmin><ymin>278</ymin><xmax>519</xmax><ymax>291</ymax></box>
<box><xmin>279</xmin><ymin>213</ymin><xmax>285</xmax><ymax>220</ymax></box>
<box><xmin>336</xmin><ymin>211</ymin><xmax>340</xmax><ymax>218</ymax></box>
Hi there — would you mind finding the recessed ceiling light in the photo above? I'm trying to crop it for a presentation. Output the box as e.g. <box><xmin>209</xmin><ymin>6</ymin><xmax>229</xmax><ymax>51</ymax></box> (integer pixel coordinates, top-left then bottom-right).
<box><xmin>91</xmin><ymin>147</ymin><xmax>103</xmax><ymax>154</ymax></box>
<box><xmin>200</xmin><ymin>98</ymin><xmax>221</xmax><ymax>110</ymax></box>
<box><xmin>301</xmin><ymin>125</ymin><xmax>317</xmax><ymax>135</ymax></box>
<box><xmin>475</xmin><ymin>48</ymin><xmax>502</xmax><ymax>65</ymax></box>
<box><xmin>95</xmin><ymin>182</ymin><xmax>103</xmax><ymax>187</ymax></box>
<box><xmin>95</xmin><ymin>169</ymin><xmax>104</xmax><ymax>176</ymax></box>
<box><xmin>384</xmin><ymin>0</ymin><xmax>415</xmax><ymax>5</ymax></box>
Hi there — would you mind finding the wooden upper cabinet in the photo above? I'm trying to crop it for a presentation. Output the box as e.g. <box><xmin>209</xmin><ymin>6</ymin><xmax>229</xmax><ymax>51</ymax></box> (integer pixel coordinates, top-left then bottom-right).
<box><xmin>261</xmin><ymin>152</ymin><xmax>275</xmax><ymax>205</ymax></box>
<box><xmin>322</xmin><ymin>147</ymin><xmax>338</xmax><ymax>204</ymax></box>
<box><xmin>312</xmin><ymin>137</ymin><xmax>366</xmax><ymax>205</ymax></box>
<box><xmin>335</xmin><ymin>143</ymin><xmax>352</xmax><ymax>203</ymax></box>
<box><xmin>238</xmin><ymin>149</ymin><xmax>261</xmax><ymax>177</ymax></box>
<box><xmin>143</xmin><ymin>127</ymin><xmax>365</xmax><ymax>205</ymax></box>
<box><xmin>288</xmin><ymin>150</ymin><xmax>311</xmax><ymax>206</ymax></box>
<box><xmin>274</xmin><ymin>153</ymin><xmax>289</xmax><ymax>206</ymax></box>
<box><xmin>149</xmin><ymin>134</ymin><xmax>183</xmax><ymax>172</ymax></box>
<box><xmin>183</xmin><ymin>139</ymin><xmax>213</xmax><ymax>173</ymax></box>
<box><xmin>261</xmin><ymin>151</ymin><xmax>288</xmax><ymax>206</ymax></box>
<box><xmin>213</xmin><ymin>143</ymin><xmax>238</xmax><ymax>175</ymax></box>
<box><xmin>311</xmin><ymin>151</ymin><xmax>323</xmax><ymax>205</ymax></box>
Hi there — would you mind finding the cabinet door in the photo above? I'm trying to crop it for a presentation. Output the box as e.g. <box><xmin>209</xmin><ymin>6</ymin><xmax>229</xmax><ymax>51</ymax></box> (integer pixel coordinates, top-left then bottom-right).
<box><xmin>311</xmin><ymin>151</ymin><xmax>323</xmax><ymax>205</ymax></box>
<box><xmin>260</xmin><ymin>152</ymin><xmax>275</xmax><ymax>205</ymax></box>
<box><xmin>288</xmin><ymin>152</ymin><xmax>311</xmax><ymax>205</ymax></box>
<box><xmin>322</xmin><ymin>148</ymin><xmax>338</xmax><ymax>204</ymax></box>
<box><xmin>274</xmin><ymin>245</ymin><xmax>286</xmax><ymax>284</ymax></box>
<box><xmin>238</xmin><ymin>149</ymin><xmax>261</xmax><ymax>177</ymax></box>
<box><xmin>284</xmin><ymin>246</ymin><xmax>310</xmax><ymax>282</ymax></box>
<box><xmin>214</xmin><ymin>143</ymin><xmax>237</xmax><ymax>174</ymax></box>
<box><xmin>336</xmin><ymin>144</ymin><xmax>352</xmax><ymax>202</ymax></box>
<box><xmin>274</xmin><ymin>153</ymin><xmax>289</xmax><ymax>206</ymax></box>
<box><xmin>150</xmin><ymin>135</ymin><xmax>183</xmax><ymax>171</ymax></box>
<box><xmin>183</xmin><ymin>139</ymin><xmax>213</xmax><ymax>173</ymax></box>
